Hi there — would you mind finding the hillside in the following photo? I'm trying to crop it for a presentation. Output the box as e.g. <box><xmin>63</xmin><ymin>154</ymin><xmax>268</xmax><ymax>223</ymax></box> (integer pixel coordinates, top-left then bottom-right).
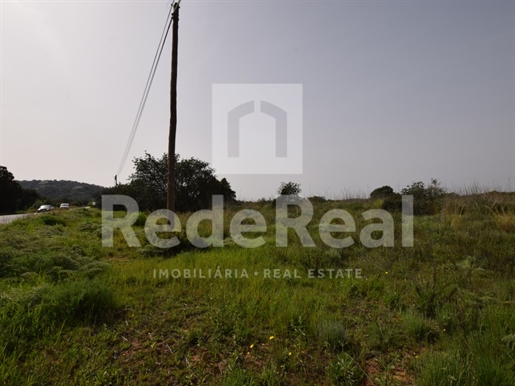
<box><xmin>17</xmin><ymin>179</ymin><xmax>104</xmax><ymax>204</ymax></box>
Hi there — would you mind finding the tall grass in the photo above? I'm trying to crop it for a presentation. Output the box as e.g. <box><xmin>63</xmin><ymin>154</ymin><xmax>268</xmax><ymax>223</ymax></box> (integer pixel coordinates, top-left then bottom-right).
<box><xmin>0</xmin><ymin>192</ymin><xmax>514</xmax><ymax>384</ymax></box>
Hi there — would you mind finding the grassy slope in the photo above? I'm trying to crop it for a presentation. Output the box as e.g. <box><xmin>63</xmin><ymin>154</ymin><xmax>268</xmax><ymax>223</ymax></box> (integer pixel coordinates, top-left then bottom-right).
<box><xmin>0</xmin><ymin>196</ymin><xmax>515</xmax><ymax>385</ymax></box>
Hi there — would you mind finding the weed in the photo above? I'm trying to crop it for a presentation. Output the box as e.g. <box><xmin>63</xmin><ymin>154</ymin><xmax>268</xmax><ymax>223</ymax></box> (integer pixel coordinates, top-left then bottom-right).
<box><xmin>326</xmin><ymin>352</ymin><xmax>365</xmax><ymax>385</ymax></box>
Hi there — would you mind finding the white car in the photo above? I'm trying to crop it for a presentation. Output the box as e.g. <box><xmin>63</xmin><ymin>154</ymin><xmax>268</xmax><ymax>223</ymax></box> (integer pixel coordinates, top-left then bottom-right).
<box><xmin>60</xmin><ymin>203</ymin><xmax>70</xmax><ymax>210</ymax></box>
<box><xmin>37</xmin><ymin>205</ymin><xmax>54</xmax><ymax>212</ymax></box>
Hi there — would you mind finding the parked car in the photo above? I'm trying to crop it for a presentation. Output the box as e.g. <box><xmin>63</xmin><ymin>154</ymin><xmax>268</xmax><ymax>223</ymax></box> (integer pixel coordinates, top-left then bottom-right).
<box><xmin>60</xmin><ymin>203</ymin><xmax>70</xmax><ymax>210</ymax></box>
<box><xmin>37</xmin><ymin>205</ymin><xmax>54</xmax><ymax>212</ymax></box>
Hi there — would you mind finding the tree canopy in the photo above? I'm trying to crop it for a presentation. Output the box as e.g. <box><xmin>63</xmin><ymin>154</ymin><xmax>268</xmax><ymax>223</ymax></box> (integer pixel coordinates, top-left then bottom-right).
<box><xmin>0</xmin><ymin>166</ymin><xmax>40</xmax><ymax>214</ymax></box>
<box><xmin>102</xmin><ymin>153</ymin><xmax>236</xmax><ymax>212</ymax></box>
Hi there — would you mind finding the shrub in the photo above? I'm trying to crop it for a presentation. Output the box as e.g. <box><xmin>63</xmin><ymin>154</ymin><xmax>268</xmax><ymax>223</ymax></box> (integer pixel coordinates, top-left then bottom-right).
<box><xmin>309</xmin><ymin>195</ymin><xmax>327</xmax><ymax>203</ymax></box>
<box><xmin>278</xmin><ymin>182</ymin><xmax>301</xmax><ymax>196</ymax></box>
<box><xmin>400</xmin><ymin>179</ymin><xmax>446</xmax><ymax>215</ymax></box>
<box><xmin>370</xmin><ymin>185</ymin><xmax>394</xmax><ymax>200</ymax></box>
<box><xmin>381</xmin><ymin>193</ymin><xmax>402</xmax><ymax>212</ymax></box>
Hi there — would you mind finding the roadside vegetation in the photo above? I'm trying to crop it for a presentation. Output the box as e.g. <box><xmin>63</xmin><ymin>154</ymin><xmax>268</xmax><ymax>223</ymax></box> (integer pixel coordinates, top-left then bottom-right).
<box><xmin>0</xmin><ymin>166</ymin><xmax>40</xmax><ymax>214</ymax></box>
<box><xmin>1</xmin><ymin>187</ymin><xmax>515</xmax><ymax>385</ymax></box>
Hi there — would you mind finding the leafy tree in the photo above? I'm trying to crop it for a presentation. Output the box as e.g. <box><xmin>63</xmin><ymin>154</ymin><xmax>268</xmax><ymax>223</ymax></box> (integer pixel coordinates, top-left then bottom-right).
<box><xmin>0</xmin><ymin>166</ymin><xmax>22</xmax><ymax>213</ymax></box>
<box><xmin>0</xmin><ymin>166</ymin><xmax>41</xmax><ymax>213</ymax></box>
<box><xmin>19</xmin><ymin>188</ymin><xmax>40</xmax><ymax>210</ymax></box>
<box><xmin>130</xmin><ymin>153</ymin><xmax>168</xmax><ymax>199</ymax></box>
<box><xmin>102</xmin><ymin>153</ymin><xmax>236</xmax><ymax>212</ymax></box>
<box><xmin>128</xmin><ymin>152</ymin><xmax>169</xmax><ymax>211</ymax></box>
<box><xmin>175</xmin><ymin>156</ymin><xmax>226</xmax><ymax>212</ymax></box>
<box><xmin>278</xmin><ymin>181</ymin><xmax>302</xmax><ymax>196</ymax></box>
<box><xmin>220</xmin><ymin>178</ymin><xmax>236</xmax><ymax>202</ymax></box>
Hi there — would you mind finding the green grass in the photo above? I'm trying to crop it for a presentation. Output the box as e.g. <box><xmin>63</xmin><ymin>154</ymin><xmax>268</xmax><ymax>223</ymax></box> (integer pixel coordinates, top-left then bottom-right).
<box><xmin>0</xmin><ymin>193</ymin><xmax>515</xmax><ymax>384</ymax></box>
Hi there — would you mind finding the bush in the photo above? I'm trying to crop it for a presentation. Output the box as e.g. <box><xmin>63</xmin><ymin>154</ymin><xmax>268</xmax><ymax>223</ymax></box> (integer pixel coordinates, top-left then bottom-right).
<box><xmin>401</xmin><ymin>179</ymin><xmax>446</xmax><ymax>215</ymax></box>
<box><xmin>278</xmin><ymin>181</ymin><xmax>301</xmax><ymax>196</ymax></box>
<box><xmin>309</xmin><ymin>196</ymin><xmax>327</xmax><ymax>203</ymax></box>
<box><xmin>381</xmin><ymin>193</ymin><xmax>402</xmax><ymax>212</ymax></box>
<box><xmin>380</xmin><ymin>179</ymin><xmax>446</xmax><ymax>215</ymax></box>
<box><xmin>370</xmin><ymin>185</ymin><xmax>394</xmax><ymax>200</ymax></box>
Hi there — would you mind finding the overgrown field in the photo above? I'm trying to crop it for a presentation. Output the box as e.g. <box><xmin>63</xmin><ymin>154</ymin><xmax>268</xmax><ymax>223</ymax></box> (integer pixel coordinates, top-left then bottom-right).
<box><xmin>1</xmin><ymin>193</ymin><xmax>515</xmax><ymax>385</ymax></box>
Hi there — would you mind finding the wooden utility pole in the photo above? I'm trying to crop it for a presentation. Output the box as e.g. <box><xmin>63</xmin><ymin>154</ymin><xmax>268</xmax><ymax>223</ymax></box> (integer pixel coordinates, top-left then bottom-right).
<box><xmin>167</xmin><ymin>3</ymin><xmax>180</xmax><ymax>212</ymax></box>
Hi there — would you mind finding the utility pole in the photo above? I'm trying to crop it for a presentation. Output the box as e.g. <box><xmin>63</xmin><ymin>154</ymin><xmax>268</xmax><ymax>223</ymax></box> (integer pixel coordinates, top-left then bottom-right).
<box><xmin>167</xmin><ymin>2</ymin><xmax>180</xmax><ymax>212</ymax></box>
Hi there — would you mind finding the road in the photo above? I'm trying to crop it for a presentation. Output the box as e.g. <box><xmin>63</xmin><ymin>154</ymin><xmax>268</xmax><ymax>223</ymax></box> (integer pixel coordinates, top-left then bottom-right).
<box><xmin>0</xmin><ymin>213</ymin><xmax>31</xmax><ymax>225</ymax></box>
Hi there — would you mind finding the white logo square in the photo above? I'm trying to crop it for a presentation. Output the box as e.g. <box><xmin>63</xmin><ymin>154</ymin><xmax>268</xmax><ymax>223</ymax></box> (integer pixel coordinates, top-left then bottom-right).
<box><xmin>212</xmin><ymin>84</ymin><xmax>303</xmax><ymax>174</ymax></box>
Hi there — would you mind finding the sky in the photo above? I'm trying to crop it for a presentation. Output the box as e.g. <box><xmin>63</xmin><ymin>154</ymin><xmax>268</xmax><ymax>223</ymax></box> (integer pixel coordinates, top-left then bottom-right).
<box><xmin>1</xmin><ymin>0</ymin><xmax>514</xmax><ymax>200</ymax></box>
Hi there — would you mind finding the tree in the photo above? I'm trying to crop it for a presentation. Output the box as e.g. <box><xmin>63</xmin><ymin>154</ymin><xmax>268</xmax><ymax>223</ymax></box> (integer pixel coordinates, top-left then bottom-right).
<box><xmin>129</xmin><ymin>152</ymin><xmax>169</xmax><ymax>211</ymax></box>
<box><xmin>219</xmin><ymin>178</ymin><xmax>236</xmax><ymax>202</ymax></box>
<box><xmin>0</xmin><ymin>166</ymin><xmax>22</xmax><ymax>213</ymax></box>
<box><xmin>0</xmin><ymin>166</ymin><xmax>40</xmax><ymax>213</ymax></box>
<box><xmin>175</xmin><ymin>156</ymin><xmax>225</xmax><ymax>212</ymax></box>
<box><xmin>278</xmin><ymin>182</ymin><xmax>302</xmax><ymax>196</ymax></box>
<box><xmin>102</xmin><ymin>153</ymin><xmax>236</xmax><ymax>212</ymax></box>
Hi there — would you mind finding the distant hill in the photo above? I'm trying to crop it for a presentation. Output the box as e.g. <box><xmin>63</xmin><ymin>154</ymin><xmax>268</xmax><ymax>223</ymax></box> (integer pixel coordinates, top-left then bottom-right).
<box><xmin>17</xmin><ymin>180</ymin><xmax>104</xmax><ymax>205</ymax></box>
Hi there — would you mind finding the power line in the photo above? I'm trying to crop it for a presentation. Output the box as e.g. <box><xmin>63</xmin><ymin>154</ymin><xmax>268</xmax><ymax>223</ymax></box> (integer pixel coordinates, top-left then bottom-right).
<box><xmin>115</xmin><ymin>1</ymin><xmax>177</xmax><ymax>182</ymax></box>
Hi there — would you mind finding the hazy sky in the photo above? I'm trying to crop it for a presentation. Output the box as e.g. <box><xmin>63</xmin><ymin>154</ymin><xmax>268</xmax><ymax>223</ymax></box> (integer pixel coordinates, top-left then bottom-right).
<box><xmin>1</xmin><ymin>0</ymin><xmax>514</xmax><ymax>200</ymax></box>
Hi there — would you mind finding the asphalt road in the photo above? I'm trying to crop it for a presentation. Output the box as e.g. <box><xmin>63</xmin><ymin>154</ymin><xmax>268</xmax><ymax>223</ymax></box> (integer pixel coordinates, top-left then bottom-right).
<box><xmin>0</xmin><ymin>213</ymin><xmax>31</xmax><ymax>225</ymax></box>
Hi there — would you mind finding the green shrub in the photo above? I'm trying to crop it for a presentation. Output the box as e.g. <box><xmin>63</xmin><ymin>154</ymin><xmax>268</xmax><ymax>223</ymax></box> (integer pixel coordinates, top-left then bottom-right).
<box><xmin>370</xmin><ymin>185</ymin><xmax>394</xmax><ymax>200</ymax></box>
<box><xmin>309</xmin><ymin>195</ymin><xmax>327</xmax><ymax>203</ymax></box>
<box><xmin>401</xmin><ymin>179</ymin><xmax>446</xmax><ymax>215</ymax></box>
<box><xmin>381</xmin><ymin>193</ymin><xmax>402</xmax><ymax>212</ymax></box>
